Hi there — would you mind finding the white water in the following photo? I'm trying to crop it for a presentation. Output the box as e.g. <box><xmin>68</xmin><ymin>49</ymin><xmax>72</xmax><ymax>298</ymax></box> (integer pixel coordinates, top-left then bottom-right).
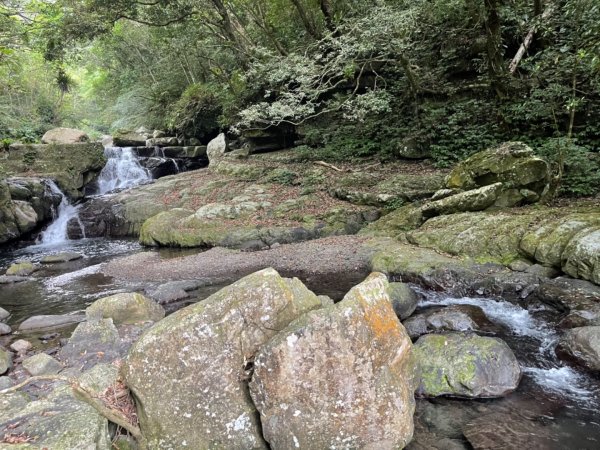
<box><xmin>38</xmin><ymin>180</ymin><xmax>85</xmax><ymax>245</ymax></box>
<box><xmin>419</xmin><ymin>292</ymin><xmax>596</xmax><ymax>402</ymax></box>
<box><xmin>97</xmin><ymin>147</ymin><xmax>151</xmax><ymax>194</ymax></box>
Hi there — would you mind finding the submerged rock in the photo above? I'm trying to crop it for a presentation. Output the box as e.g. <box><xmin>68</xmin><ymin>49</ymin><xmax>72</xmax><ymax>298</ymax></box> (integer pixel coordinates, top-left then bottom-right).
<box><xmin>556</xmin><ymin>326</ymin><xmax>600</xmax><ymax>372</ymax></box>
<box><xmin>41</xmin><ymin>252</ymin><xmax>83</xmax><ymax>263</ymax></box>
<box><xmin>86</xmin><ymin>292</ymin><xmax>165</xmax><ymax>325</ymax></box>
<box><xmin>22</xmin><ymin>353</ymin><xmax>63</xmax><ymax>376</ymax></box>
<box><xmin>414</xmin><ymin>333</ymin><xmax>521</xmax><ymax>398</ymax></box>
<box><xmin>123</xmin><ymin>268</ymin><xmax>321</xmax><ymax>449</ymax></box>
<box><xmin>19</xmin><ymin>313</ymin><xmax>85</xmax><ymax>331</ymax></box>
<box><xmin>249</xmin><ymin>273</ymin><xmax>416</xmax><ymax>450</ymax></box>
<box><xmin>5</xmin><ymin>261</ymin><xmax>36</xmax><ymax>276</ymax></box>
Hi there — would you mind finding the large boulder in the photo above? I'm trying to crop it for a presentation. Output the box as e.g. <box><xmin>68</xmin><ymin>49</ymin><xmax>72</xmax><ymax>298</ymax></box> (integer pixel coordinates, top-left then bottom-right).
<box><xmin>122</xmin><ymin>268</ymin><xmax>322</xmax><ymax>449</ymax></box>
<box><xmin>249</xmin><ymin>273</ymin><xmax>416</xmax><ymax>450</ymax></box>
<box><xmin>6</xmin><ymin>143</ymin><xmax>106</xmax><ymax>199</ymax></box>
<box><xmin>86</xmin><ymin>292</ymin><xmax>165</xmax><ymax>325</ymax></box>
<box><xmin>414</xmin><ymin>333</ymin><xmax>521</xmax><ymax>398</ymax></box>
<box><xmin>562</xmin><ymin>228</ymin><xmax>600</xmax><ymax>285</ymax></box>
<box><xmin>556</xmin><ymin>326</ymin><xmax>600</xmax><ymax>371</ymax></box>
<box><xmin>42</xmin><ymin>127</ymin><xmax>89</xmax><ymax>144</ymax></box>
<box><xmin>446</xmin><ymin>141</ymin><xmax>550</xmax><ymax>198</ymax></box>
<box><xmin>207</xmin><ymin>132</ymin><xmax>229</xmax><ymax>165</ymax></box>
<box><xmin>112</xmin><ymin>130</ymin><xmax>147</xmax><ymax>147</ymax></box>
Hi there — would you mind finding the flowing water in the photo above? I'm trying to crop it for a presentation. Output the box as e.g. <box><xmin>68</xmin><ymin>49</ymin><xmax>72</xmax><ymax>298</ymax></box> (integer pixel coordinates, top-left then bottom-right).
<box><xmin>37</xmin><ymin>180</ymin><xmax>85</xmax><ymax>245</ymax></box>
<box><xmin>97</xmin><ymin>147</ymin><xmax>152</xmax><ymax>194</ymax></box>
<box><xmin>412</xmin><ymin>291</ymin><xmax>600</xmax><ymax>448</ymax></box>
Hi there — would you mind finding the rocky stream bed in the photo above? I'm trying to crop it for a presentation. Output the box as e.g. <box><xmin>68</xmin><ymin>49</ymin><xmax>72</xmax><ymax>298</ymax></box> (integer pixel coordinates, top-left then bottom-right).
<box><xmin>0</xmin><ymin>131</ymin><xmax>599</xmax><ymax>449</ymax></box>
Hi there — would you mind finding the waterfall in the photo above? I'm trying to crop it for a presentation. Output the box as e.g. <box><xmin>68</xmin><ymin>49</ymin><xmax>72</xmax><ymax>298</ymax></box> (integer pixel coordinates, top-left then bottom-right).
<box><xmin>38</xmin><ymin>180</ymin><xmax>85</xmax><ymax>245</ymax></box>
<box><xmin>97</xmin><ymin>147</ymin><xmax>151</xmax><ymax>194</ymax></box>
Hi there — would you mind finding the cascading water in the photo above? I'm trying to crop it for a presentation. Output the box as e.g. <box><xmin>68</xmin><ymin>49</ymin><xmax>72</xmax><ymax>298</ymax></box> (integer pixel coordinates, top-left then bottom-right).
<box><xmin>38</xmin><ymin>180</ymin><xmax>85</xmax><ymax>245</ymax></box>
<box><xmin>97</xmin><ymin>147</ymin><xmax>152</xmax><ymax>194</ymax></box>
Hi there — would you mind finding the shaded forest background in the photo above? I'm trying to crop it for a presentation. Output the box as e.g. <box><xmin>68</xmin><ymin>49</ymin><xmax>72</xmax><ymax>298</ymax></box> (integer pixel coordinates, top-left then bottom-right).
<box><xmin>1</xmin><ymin>0</ymin><xmax>599</xmax><ymax>195</ymax></box>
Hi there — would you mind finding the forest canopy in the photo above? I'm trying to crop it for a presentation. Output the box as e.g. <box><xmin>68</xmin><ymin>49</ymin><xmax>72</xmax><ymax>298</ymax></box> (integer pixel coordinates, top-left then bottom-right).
<box><xmin>1</xmin><ymin>0</ymin><xmax>599</xmax><ymax>194</ymax></box>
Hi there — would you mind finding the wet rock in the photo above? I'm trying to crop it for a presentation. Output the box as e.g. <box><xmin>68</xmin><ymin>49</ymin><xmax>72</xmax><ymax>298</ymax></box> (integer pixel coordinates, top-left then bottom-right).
<box><xmin>86</xmin><ymin>292</ymin><xmax>165</xmax><ymax>325</ymax></box>
<box><xmin>41</xmin><ymin>252</ymin><xmax>83</xmax><ymax>263</ymax></box>
<box><xmin>414</xmin><ymin>333</ymin><xmax>521</xmax><ymax>398</ymax></box>
<box><xmin>0</xmin><ymin>323</ymin><xmax>11</xmax><ymax>335</ymax></box>
<box><xmin>19</xmin><ymin>313</ymin><xmax>85</xmax><ymax>331</ymax></box>
<box><xmin>22</xmin><ymin>353</ymin><xmax>63</xmax><ymax>376</ymax></box>
<box><xmin>249</xmin><ymin>273</ymin><xmax>416</xmax><ymax>450</ymax></box>
<box><xmin>537</xmin><ymin>277</ymin><xmax>600</xmax><ymax>327</ymax></box>
<box><xmin>0</xmin><ymin>376</ymin><xmax>13</xmax><ymax>390</ymax></box>
<box><xmin>59</xmin><ymin>319</ymin><xmax>124</xmax><ymax>370</ymax></box>
<box><xmin>463</xmin><ymin>412</ymin><xmax>556</xmax><ymax>450</ymax></box>
<box><xmin>10</xmin><ymin>339</ymin><xmax>32</xmax><ymax>355</ymax></box>
<box><xmin>556</xmin><ymin>326</ymin><xmax>600</xmax><ymax>372</ymax></box>
<box><xmin>0</xmin><ymin>348</ymin><xmax>12</xmax><ymax>374</ymax></box>
<box><xmin>0</xmin><ymin>275</ymin><xmax>33</xmax><ymax>284</ymax></box>
<box><xmin>123</xmin><ymin>268</ymin><xmax>321</xmax><ymax>449</ymax></box>
<box><xmin>5</xmin><ymin>261</ymin><xmax>36</xmax><ymax>276</ymax></box>
<box><xmin>403</xmin><ymin>305</ymin><xmax>492</xmax><ymax>339</ymax></box>
<box><xmin>0</xmin><ymin>306</ymin><xmax>9</xmax><ymax>321</ymax></box>
<box><xmin>388</xmin><ymin>281</ymin><xmax>419</xmax><ymax>319</ymax></box>
<box><xmin>0</xmin><ymin>383</ymin><xmax>111</xmax><ymax>448</ymax></box>
<box><xmin>42</xmin><ymin>127</ymin><xmax>89</xmax><ymax>144</ymax></box>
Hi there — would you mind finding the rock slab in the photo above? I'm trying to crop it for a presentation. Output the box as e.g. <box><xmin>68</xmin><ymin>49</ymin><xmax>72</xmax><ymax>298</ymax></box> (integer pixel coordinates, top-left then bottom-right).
<box><xmin>249</xmin><ymin>272</ymin><xmax>416</xmax><ymax>450</ymax></box>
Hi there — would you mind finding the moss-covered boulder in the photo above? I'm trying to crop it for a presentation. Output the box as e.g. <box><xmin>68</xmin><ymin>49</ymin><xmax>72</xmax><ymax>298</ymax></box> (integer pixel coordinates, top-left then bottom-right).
<box><xmin>122</xmin><ymin>268</ymin><xmax>322</xmax><ymax>449</ymax></box>
<box><xmin>6</xmin><ymin>143</ymin><xmax>106</xmax><ymax>199</ymax></box>
<box><xmin>446</xmin><ymin>141</ymin><xmax>550</xmax><ymax>197</ymax></box>
<box><xmin>0</xmin><ymin>383</ymin><xmax>111</xmax><ymax>449</ymax></box>
<box><xmin>22</xmin><ymin>353</ymin><xmax>62</xmax><ymax>376</ymax></box>
<box><xmin>249</xmin><ymin>273</ymin><xmax>416</xmax><ymax>449</ymax></box>
<box><xmin>5</xmin><ymin>261</ymin><xmax>36</xmax><ymax>276</ymax></box>
<box><xmin>86</xmin><ymin>292</ymin><xmax>165</xmax><ymax>325</ymax></box>
<box><xmin>388</xmin><ymin>281</ymin><xmax>419</xmax><ymax>319</ymax></box>
<box><xmin>562</xmin><ymin>228</ymin><xmax>600</xmax><ymax>285</ymax></box>
<box><xmin>42</xmin><ymin>127</ymin><xmax>89</xmax><ymax>144</ymax></box>
<box><xmin>414</xmin><ymin>333</ymin><xmax>521</xmax><ymax>398</ymax></box>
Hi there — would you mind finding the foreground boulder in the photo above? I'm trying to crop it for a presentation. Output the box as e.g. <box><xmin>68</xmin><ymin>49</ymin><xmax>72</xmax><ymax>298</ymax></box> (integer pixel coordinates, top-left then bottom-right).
<box><xmin>0</xmin><ymin>348</ymin><xmax>11</xmax><ymax>374</ymax></box>
<box><xmin>414</xmin><ymin>333</ymin><xmax>521</xmax><ymax>398</ymax></box>
<box><xmin>86</xmin><ymin>292</ymin><xmax>165</xmax><ymax>325</ymax></box>
<box><xmin>556</xmin><ymin>326</ymin><xmax>600</xmax><ymax>372</ymax></box>
<box><xmin>249</xmin><ymin>273</ymin><xmax>416</xmax><ymax>449</ymax></box>
<box><xmin>42</xmin><ymin>127</ymin><xmax>89</xmax><ymax>144</ymax></box>
<box><xmin>123</xmin><ymin>268</ymin><xmax>321</xmax><ymax>449</ymax></box>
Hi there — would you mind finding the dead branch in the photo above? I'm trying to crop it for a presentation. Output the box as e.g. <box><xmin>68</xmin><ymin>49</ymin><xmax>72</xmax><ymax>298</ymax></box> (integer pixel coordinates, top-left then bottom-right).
<box><xmin>314</xmin><ymin>160</ymin><xmax>350</xmax><ymax>172</ymax></box>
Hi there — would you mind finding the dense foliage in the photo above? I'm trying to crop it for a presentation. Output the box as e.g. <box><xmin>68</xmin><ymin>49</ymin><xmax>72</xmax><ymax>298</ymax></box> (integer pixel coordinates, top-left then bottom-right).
<box><xmin>1</xmin><ymin>0</ymin><xmax>599</xmax><ymax>195</ymax></box>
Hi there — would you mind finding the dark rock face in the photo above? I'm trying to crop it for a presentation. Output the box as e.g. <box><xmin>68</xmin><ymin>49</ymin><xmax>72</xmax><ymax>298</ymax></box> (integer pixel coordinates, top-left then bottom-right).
<box><xmin>556</xmin><ymin>326</ymin><xmax>600</xmax><ymax>372</ymax></box>
<box><xmin>403</xmin><ymin>305</ymin><xmax>495</xmax><ymax>339</ymax></box>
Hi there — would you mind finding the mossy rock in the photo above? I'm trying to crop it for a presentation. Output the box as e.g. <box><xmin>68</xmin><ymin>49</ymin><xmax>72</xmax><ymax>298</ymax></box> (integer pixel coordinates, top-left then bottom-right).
<box><xmin>414</xmin><ymin>333</ymin><xmax>521</xmax><ymax>398</ymax></box>
<box><xmin>86</xmin><ymin>292</ymin><xmax>165</xmax><ymax>325</ymax></box>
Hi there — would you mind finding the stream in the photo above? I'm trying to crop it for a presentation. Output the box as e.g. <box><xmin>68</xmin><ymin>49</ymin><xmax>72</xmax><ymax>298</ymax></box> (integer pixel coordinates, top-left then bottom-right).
<box><xmin>1</xmin><ymin>146</ymin><xmax>599</xmax><ymax>448</ymax></box>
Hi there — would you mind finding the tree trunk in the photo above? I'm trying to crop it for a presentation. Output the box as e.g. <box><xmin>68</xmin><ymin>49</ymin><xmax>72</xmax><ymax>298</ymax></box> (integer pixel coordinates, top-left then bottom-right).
<box><xmin>320</xmin><ymin>0</ymin><xmax>335</xmax><ymax>33</ymax></box>
<box><xmin>484</xmin><ymin>0</ymin><xmax>507</xmax><ymax>98</ymax></box>
<box><xmin>289</xmin><ymin>0</ymin><xmax>321</xmax><ymax>39</ymax></box>
<box><xmin>509</xmin><ymin>4</ymin><xmax>552</xmax><ymax>74</ymax></box>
